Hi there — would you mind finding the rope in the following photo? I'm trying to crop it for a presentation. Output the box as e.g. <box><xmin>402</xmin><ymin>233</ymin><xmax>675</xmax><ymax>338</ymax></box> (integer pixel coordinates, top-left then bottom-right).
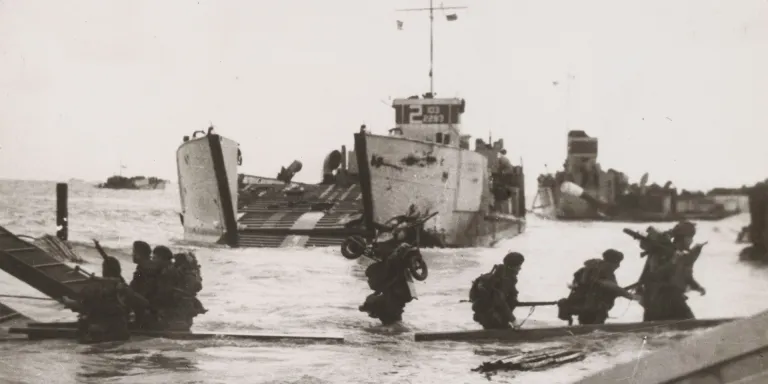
<box><xmin>0</xmin><ymin>294</ymin><xmax>55</xmax><ymax>301</ymax></box>
<box><xmin>514</xmin><ymin>306</ymin><xmax>537</xmax><ymax>329</ymax></box>
<box><xmin>608</xmin><ymin>297</ymin><xmax>634</xmax><ymax>320</ymax></box>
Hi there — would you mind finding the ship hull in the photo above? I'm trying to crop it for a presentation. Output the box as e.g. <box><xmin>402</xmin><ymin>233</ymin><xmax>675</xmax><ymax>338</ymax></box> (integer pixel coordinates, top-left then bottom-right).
<box><xmin>535</xmin><ymin>184</ymin><xmax>741</xmax><ymax>223</ymax></box>
<box><xmin>354</xmin><ymin>133</ymin><xmax>524</xmax><ymax>247</ymax></box>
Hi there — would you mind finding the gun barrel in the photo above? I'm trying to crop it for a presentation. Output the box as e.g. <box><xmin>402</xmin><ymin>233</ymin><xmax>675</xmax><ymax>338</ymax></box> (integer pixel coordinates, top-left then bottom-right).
<box><xmin>622</xmin><ymin>228</ymin><xmax>644</xmax><ymax>240</ymax></box>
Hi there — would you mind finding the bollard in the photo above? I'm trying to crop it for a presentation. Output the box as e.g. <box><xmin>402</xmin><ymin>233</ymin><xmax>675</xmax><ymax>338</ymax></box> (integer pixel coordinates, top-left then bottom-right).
<box><xmin>56</xmin><ymin>183</ymin><xmax>68</xmax><ymax>241</ymax></box>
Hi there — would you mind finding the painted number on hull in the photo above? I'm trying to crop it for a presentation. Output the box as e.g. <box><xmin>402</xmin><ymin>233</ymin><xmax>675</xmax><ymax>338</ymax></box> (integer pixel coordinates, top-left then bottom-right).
<box><xmin>395</xmin><ymin>104</ymin><xmax>458</xmax><ymax>125</ymax></box>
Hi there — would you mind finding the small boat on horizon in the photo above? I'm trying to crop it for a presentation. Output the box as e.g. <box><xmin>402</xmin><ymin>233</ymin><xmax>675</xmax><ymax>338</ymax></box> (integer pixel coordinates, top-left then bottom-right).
<box><xmin>97</xmin><ymin>175</ymin><xmax>169</xmax><ymax>190</ymax></box>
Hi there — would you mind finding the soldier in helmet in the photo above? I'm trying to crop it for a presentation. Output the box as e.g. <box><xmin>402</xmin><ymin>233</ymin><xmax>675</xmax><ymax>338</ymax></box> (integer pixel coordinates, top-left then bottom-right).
<box><xmin>129</xmin><ymin>240</ymin><xmax>157</xmax><ymax>329</ymax></box>
<box><xmin>61</xmin><ymin>252</ymin><xmax>149</xmax><ymax>344</ymax></box>
<box><xmin>359</xmin><ymin>243</ymin><xmax>422</xmax><ymax>325</ymax></box>
<box><xmin>637</xmin><ymin>221</ymin><xmax>706</xmax><ymax>321</ymax></box>
<box><xmin>150</xmin><ymin>248</ymin><xmax>207</xmax><ymax>332</ymax></box>
<box><xmin>558</xmin><ymin>249</ymin><xmax>640</xmax><ymax>325</ymax></box>
<box><xmin>668</xmin><ymin>220</ymin><xmax>707</xmax><ymax>296</ymax></box>
<box><xmin>468</xmin><ymin>252</ymin><xmax>525</xmax><ymax>330</ymax></box>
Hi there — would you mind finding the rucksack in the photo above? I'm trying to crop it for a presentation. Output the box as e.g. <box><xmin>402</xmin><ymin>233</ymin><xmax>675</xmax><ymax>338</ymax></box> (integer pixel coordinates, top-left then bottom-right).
<box><xmin>574</xmin><ymin>259</ymin><xmax>602</xmax><ymax>287</ymax></box>
<box><xmin>559</xmin><ymin>259</ymin><xmax>603</xmax><ymax>322</ymax></box>
<box><xmin>365</xmin><ymin>261</ymin><xmax>390</xmax><ymax>291</ymax></box>
<box><xmin>469</xmin><ymin>265</ymin><xmax>501</xmax><ymax>303</ymax></box>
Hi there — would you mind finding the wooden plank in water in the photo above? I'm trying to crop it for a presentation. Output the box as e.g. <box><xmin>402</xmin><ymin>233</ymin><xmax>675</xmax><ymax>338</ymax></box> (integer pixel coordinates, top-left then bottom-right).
<box><xmin>574</xmin><ymin>310</ymin><xmax>768</xmax><ymax>384</ymax></box>
<box><xmin>414</xmin><ymin>317</ymin><xmax>739</xmax><ymax>343</ymax></box>
<box><xmin>8</xmin><ymin>327</ymin><xmax>345</xmax><ymax>344</ymax></box>
<box><xmin>0</xmin><ymin>301</ymin><xmax>34</xmax><ymax>341</ymax></box>
<box><xmin>0</xmin><ymin>302</ymin><xmax>32</xmax><ymax>325</ymax></box>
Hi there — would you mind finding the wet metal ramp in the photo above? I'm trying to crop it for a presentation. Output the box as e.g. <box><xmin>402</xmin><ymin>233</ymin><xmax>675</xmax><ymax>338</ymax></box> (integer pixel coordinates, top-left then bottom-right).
<box><xmin>574</xmin><ymin>310</ymin><xmax>768</xmax><ymax>384</ymax></box>
<box><xmin>0</xmin><ymin>301</ymin><xmax>33</xmax><ymax>340</ymax></box>
<box><xmin>415</xmin><ymin>317</ymin><xmax>737</xmax><ymax>343</ymax></box>
<box><xmin>0</xmin><ymin>225</ymin><xmax>100</xmax><ymax>300</ymax></box>
<box><xmin>0</xmin><ymin>301</ymin><xmax>31</xmax><ymax>326</ymax></box>
<box><xmin>235</xmin><ymin>184</ymin><xmax>364</xmax><ymax>248</ymax></box>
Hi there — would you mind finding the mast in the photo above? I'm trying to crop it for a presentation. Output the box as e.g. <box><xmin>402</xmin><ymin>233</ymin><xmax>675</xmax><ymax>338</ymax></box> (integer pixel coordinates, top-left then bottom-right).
<box><xmin>430</xmin><ymin>0</ymin><xmax>434</xmax><ymax>94</ymax></box>
<box><xmin>396</xmin><ymin>2</ymin><xmax>467</xmax><ymax>95</ymax></box>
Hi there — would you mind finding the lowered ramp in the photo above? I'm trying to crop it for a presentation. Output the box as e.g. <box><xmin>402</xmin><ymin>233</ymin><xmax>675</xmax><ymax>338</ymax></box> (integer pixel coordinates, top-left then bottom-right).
<box><xmin>0</xmin><ymin>225</ymin><xmax>100</xmax><ymax>301</ymax></box>
<box><xmin>575</xmin><ymin>309</ymin><xmax>768</xmax><ymax>384</ymax></box>
<box><xmin>236</xmin><ymin>184</ymin><xmax>366</xmax><ymax>248</ymax></box>
<box><xmin>414</xmin><ymin>317</ymin><xmax>737</xmax><ymax>343</ymax></box>
<box><xmin>0</xmin><ymin>301</ymin><xmax>33</xmax><ymax>340</ymax></box>
<box><xmin>0</xmin><ymin>301</ymin><xmax>31</xmax><ymax>326</ymax></box>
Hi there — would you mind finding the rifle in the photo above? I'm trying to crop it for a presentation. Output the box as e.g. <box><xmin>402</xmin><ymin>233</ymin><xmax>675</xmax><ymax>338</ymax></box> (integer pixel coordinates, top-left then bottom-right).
<box><xmin>92</xmin><ymin>239</ymin><xmax>109</xmax><ymax>261</ymax></box>
<box><xmin>622</xmin><ymin>228</ymin><xmax>678</xmax><ymax>258</ymax></box>
<box><xmin>460</xmin><ymin>300</ymin><xmax>558</xmax><ymax>307</ymax></box>
<box><xmin>92</xmin><ymin>239</ymin><xmax>128</xmax><ymax>285</ymax></box>
<box><xmin>622</xmin><ymin>228</ymin><xmax>707</xmax><ymax>292</ymax></box>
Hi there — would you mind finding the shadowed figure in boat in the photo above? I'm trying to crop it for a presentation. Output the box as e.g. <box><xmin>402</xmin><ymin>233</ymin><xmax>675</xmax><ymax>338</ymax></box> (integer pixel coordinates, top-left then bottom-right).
<box><xmin>468</xmin><ymin>252</ymin><xmax>525</xmax><ymax>330</ymax></box>
<box><xmin>558</xmin><ymin>249</ymin><xmax>640</xmax><ymax>325</ymax></box>
<box><xmin>359</xmin><ymin>243</ymin><xmax>425</xmax><ymax>325</ymax></box>
<box><xmin>634</xmin><ymin>221</ymin><xmax>706</xmax><ymax>322</ymax></box>
<box><xmin>60</xmin><ymin>249</ymin><xmax>150</xmax><ymax>344</ymax></box>
<box><xmin>739</xmin><ymin>183</ymin><xmax>768</xmax><ymax>260</ymax></box>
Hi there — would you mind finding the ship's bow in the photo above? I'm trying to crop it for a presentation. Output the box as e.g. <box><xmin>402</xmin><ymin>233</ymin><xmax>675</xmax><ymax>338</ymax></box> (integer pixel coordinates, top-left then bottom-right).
<box><xmin>176</xmin><ymin>133</ymin><xmax>240</xmax><ymax>245</ymax></box>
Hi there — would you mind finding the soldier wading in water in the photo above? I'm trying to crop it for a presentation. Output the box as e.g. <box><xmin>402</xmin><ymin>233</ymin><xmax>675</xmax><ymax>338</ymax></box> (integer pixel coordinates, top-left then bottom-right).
<box><xmin>61</xmin><ymin>245</ymin><xmax>149</xmax><ymax>344</ymax></box>
<box><xmin>468</xmin><ymin>252</ymin><xmax>525</xmax><ymax>330</ymax></box>
<box><xmin>61</xmin><ymin>240</ymin><xmax>207</xmax><ymax>343</ymax></box>
<box><xmin>635</xmin><ymin>221</ymin><xmax>706</xmax><ymax>322</ymax></box>
<box><xmin>557</xmin><ymin>249</ymin><xmax>640</xmax><ymax>325</ymax></box>
<box><xmin>359</xmin><ymin>243</ymin><xmax>427</xmax><ymax>325</ymax></box>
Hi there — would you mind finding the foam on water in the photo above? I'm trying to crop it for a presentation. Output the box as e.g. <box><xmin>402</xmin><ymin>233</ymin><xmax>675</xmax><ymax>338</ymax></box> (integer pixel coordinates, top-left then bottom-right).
<box><xmin>0</xmin><ymin>180</ymin><xmax>759</xmax><ymax>383</ymax></box>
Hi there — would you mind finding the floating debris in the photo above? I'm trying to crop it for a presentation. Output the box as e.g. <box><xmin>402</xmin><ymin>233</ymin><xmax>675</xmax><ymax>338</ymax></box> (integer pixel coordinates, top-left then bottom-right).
<box><xmin>471</xmin><ymin>346</ymin><xmax>586</xmax><ymax>379</ymax></box>
<box><xmin>27</xmin><ymin>234</ymin><xmax>84</xmax><ymax>263</ymax></box>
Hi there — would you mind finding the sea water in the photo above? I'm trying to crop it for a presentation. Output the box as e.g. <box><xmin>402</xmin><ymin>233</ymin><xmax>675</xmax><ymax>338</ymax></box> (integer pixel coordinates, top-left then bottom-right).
<box><xmin>0</xmin><ymin>179</ymin><xmax>760</xmax><ymax>384</ymax></box>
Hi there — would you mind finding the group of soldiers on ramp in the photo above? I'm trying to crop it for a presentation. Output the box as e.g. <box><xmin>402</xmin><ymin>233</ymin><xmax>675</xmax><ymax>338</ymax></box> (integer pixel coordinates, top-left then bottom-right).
<box><xmin>60</xmin><ymin>240</ymin><xmax>206</xmax><ymax>343</ymax></box>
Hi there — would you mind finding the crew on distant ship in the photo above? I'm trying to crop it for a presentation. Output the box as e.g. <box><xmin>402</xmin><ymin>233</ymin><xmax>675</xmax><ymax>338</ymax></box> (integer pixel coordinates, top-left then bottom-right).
<box><xmin>468</xmin><ymin>252</ymin><xmax>525</xmax><ymax>329</ymax></box>
<box><xmin>497</xmin><ymin>149</ymin><xmax>514</xmax><ymax>174</ymax></box>
<box><xmin>558</xmin><ymin>249</ymin><xmax>639</xmax><ymax>325</ymax></box>
<box><xmin>635</xmin><ymin>221</ymin><xmax>706</xmax><ymax>322</ymax></box>
<box><xmin>60</xmin><ymin>253</ymin><xmax>149</xmax><ymax>344</ymax></box>
<box><xmin>359</xmin><ymin>243</ymin><xmax>422</xmax><ymax>325</ymax></box>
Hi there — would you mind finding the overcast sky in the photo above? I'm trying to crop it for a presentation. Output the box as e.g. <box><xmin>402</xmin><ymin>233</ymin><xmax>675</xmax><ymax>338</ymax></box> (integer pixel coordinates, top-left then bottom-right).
<box><xmin>1</xmin><ymin>0</ymin><xmax>766</xmax><ymax>191</ymax></box>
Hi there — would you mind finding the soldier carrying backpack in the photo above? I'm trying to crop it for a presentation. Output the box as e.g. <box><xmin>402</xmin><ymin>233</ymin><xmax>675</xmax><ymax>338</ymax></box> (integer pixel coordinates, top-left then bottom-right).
<box><xmin>557</xmin><ymin>249</ymin><xmax>640</xmax><ymax>325</ymax></box>
<box><xmin>469</xmin><ymin>252</ymin><xmax>525</xmax><ymax>330</ymax></box>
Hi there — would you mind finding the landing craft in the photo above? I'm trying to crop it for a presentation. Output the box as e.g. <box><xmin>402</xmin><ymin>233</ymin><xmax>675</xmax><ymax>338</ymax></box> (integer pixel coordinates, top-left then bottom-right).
<box><xmin>175</xmin><ymin>2</ymin><xmax>526</xmax><ymax>248</ymax></box>
<box><xmin>347</xmin><ymin>1</ymin><xmax>526</xmax><ymax>247</ymax></box>
<box><xmin>354</xmin><ymin>95</ymin><xmax>527</xmax><ymax>247</ymax></box>
<box><xmin>532</xmin><ymin>130</ymin><xmax>743</xmax><ymax>222</ymax></box>
<box><xmin>175</xmin><ymin>107</ymin><xmax>528</xmax><ymax>248</ymax></box>
<box><xmin>175</xmin><ymin>127</ymin><xmax>365</xmax><ymax>248</ymax></box>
